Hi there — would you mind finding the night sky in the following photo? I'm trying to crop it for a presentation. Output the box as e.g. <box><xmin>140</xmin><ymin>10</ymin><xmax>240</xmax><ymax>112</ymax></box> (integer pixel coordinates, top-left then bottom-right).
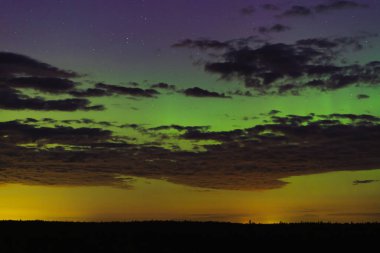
<box><xmin>1</xmin><ymin>0</ymin><xmax>380</xmax><ymax>223</ymax></box>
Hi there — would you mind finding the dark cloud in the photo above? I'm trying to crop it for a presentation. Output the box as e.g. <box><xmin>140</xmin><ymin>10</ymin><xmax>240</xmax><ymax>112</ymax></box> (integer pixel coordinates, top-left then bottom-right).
<box><xmin>270</xmin><ymin>114</ymin><xmax>315</xmax><ymax>126</ymax></box>
<box><xmin>296</xmin><ymin>38</ymin><xmax>339</xmax><ymax>48</ymax></box>
<box><xmin>0</xmin><ymin>51</ymin><xmax>158</xmax><ymax>111</ymax></box>
<box><xmin>277</xmin><ymin>84</ymin><xmax>300</xmax><ymax>95</ymax></box>
<box><xmin>257</xmin><ymin>24</ymin><xmax>291</xmax><ymax>34</ymax></box>
<box><xmin>240</xmin><ymin>6</ymin><xmax>255</xmax><ymax>15</ymax></box>
<box><xmin>181</xmin><ymin>129</ymin><xmax>244</xmax><ymax>142</ymax></box>
<box><xmin>200</xmin><ymin>34</ymin><xmax>379</xmax><ymax>95</ymax></box>
<box><xmin>261</xmin><ymin>4</ymin><xmax>280</xmax><ymax>11</ymax></box>
<box><xmin>297</xmin><ymin>36</ymin><xmax>367</xmax><ymax>50</ymax></box>
<box><xmin>227</xmin><ymin>90</ymin><xmax>254</xmax><ymax>97</ymax></box>
<box><xmin>37</xmin><ymin>118</ymin><xmax>120</xmax><ymax>128</ymax></box>
<box><xmin>172</xmin><ymin>36</ymin><xmax>267</xmax><ymax>53</ymax></box>
<box><xmin>280</xmin><ymin>6</ymin><xmax>313</xmax><ymax>17</ymax></box>
<box><xmin>0</xmin><ymin>52</ymin><xmax>106</xmax><ymax>111</ymax></box>
<box><xmin>150</xmin><ymin>82</ymin><xmax>231</xmax><ymax>98</ymax></box>
<box><xmin>279</xmin><ymin>1</ymin><xmax>369</xmax><ymax>18</ymax></box>
<box><xmin>69</xmin><ymin>88</ymin><xmax>110</xmax><ymax>97</ymax></box>
<box><xmin>1</xmin><ymin>113</ymin><xmax>380</xmax><ymax>190</ymax></box>
<box><xmin>318</xmin><ymin>113</ymin><xmax>380</xmax><ymax>123</ymax></box>
<box><xmin>150</xmin><ymin>82</ymin><xmax>176</xmax><ymax>90</ymax></box>
<box><xmin>0</xmin><ymin>52</ymin><xmax>79</xmax><ymax>79</ymax></box>
<box><xmin>128</xmin><ymin>81</ymin><xmax>139</xmax><ymax>86</ymax></box>
<box><xmin>7</xmin><ymin>77</ymin><xmax>76</xmax><ymax>94</ymax></box>
<box><xmin>119</xmin><ymin>123</ymin><xmax>142</xmax><ymax>129</ymax></box>
<box><xmin>268</xmin><ymin>110</ymin><xmax>281</xmax><ymax>116</ymax></box>
<box><xmin>95</xmin><ymin>83</ymin><xmax>159</xmax><ymax>97</ymax></box>
<box><xmin>0</xmin><ymin>120</ymin><xmax>112</xmax><ymax>145</ymax></box>
<box><xmin>172</xmin><ymin>39</ymin><xmax>230</xmax><ymax>50</ymax></box>
<box><xmin>353</xmin><ymin>180</ymin><xmax>379</xmax><ymax>185</ymax></box>
<box><xmin>148</xmin><ymin>125</ymin><xmax>209</xmax><ymax>132</ymax></box>
<box><xmin>71</xmin><ymin>83</ymin><xmax>162</xmax><ymax>98</ymax></box>
<box><xmin>0</xmin><ymin>85</ymin><xmax>104</xmax><ymax>111</ymax></box>
<box><xmin>315</xmin><ymin>1</ymin><xmax>368</xmax><ymax>13</ymax></box>
<box><xmin>182</xmin><ymin>87</ymin><xmax>231</xmax><ymax>98</ymax></box>
<box><xmin>357</xmin><ymin>94</ymin><xmax>370</xmax><ymax>100</ymax></box>
<box><xmin>23</xmin><ymin>118</ymin><xmax>39</xmax><ymax>123</ymax></box>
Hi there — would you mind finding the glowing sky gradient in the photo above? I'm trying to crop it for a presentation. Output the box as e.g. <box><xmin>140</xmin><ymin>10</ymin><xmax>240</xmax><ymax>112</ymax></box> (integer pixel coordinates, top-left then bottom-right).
<box><xmin>0</xmin><ymin>0</ymin><xmax>380</xmax><ymax>222</ymax></box>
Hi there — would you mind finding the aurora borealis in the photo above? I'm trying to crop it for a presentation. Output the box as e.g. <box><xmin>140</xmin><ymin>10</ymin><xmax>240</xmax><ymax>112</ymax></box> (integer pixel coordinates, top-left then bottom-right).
<box><xmin>0</xmin><ymin>0</ymin><xmax>380</xmax><ymax>223</ymax></box>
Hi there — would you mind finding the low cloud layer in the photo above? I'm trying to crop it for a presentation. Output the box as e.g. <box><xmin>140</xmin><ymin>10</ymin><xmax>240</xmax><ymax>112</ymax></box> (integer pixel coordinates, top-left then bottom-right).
<box><xmin>0</xmin><ymin>120</ymin><xmax>112</xmax><ymax>145</ymax></box>
<box><xmin>1</xmin><ymin>113</ymin><xmax>380</xmax><ymax>190</ymax></box>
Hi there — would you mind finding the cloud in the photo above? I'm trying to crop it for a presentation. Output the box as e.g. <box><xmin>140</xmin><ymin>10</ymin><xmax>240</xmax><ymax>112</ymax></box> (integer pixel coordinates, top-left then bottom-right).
<box><xmin>150</xmin><ymin>82</ymin><xmax>176</xmax><ymax>90</ymax></box>
<box><xmin>172</xmin><ymin>36</ymin><xmax>267</xmax><ymax>53</ymax></box>
<box><xmin>240</xmin><ymin>6</ymin><xmax>255</xmax><ymax>16</ymax></box>
<box><xmin>280</xmin><ymin>6</ymin><xmax>313</xmax><ymax>17</ymax></box>
<box><xmin>227</xmin><ymin>90</ymin><xmax>254</xmax><ymax>97</ymax></box>
<box><xmin>297</xmin><ymin>36</ymin><xmax>366</xmax><ymax>50</ymax></box>
<box><xmin>95</xmin><ymin>83</ymin><xmax>159</xmax><ymax>98</ymax></box>
<box><xmin>0</xmin><ymin>52</ymin><xmax>79</xmax><ymax>79</ymax></box>
<box><xmin>0</xmin><ymin>86</ymin><xmax>104</xmax><ymax>111</ymax></box>
<box><xmin>268</xmin><ymin>110</ymin><xmax>281</xmax><ymax>115</ymax></box>
<box><xmin>353</xmin><ymin>180</ymin><xmax>379</xmax><ymax>185</ymax></box>
<box><xmin>172</xmin><ymin>39</ymin><xmax>230</xmax><ymax>50</ymax></box>
<box><xmin>0</xmin><ymin>51</ymin><xmax>159</xmax><ymax>112</ymax></box>
<box><xmin>23</xmin><ymin>118</ymin><xmax>122</xmax><ymax>129</ymax></box>
<box><xmin>148</xmin><ymin>125</ymin><xmax>209</xmax><ymax>132</ymax></box>
<box><xmin>0</xmin><ymin>52</ymin><xmax>106</xmax><ymax>111</ymax></box>
<box><xmin>261</xmin><ymin>4</ymin><xmax>280</xmax><ymax>11</ymax></box>
<box><xmin>182</xmin><ymin>87</ymin><xmax>231</xmax><ymax>98</ymax></box>
<box><xmin>69</xmin><ymin>88</ymin><xmax>110</xmax><ymax>97</ymax></box>
<box><xmin>7</xmin><ymin>77</ymin><xmax>76</xmax><ymax>94</ymax></box>
<box><xmin>296</xmin><ymin>38</ymin><xmax>340</xmax><ymax>48</ymax></box>
<box><xmin>199</xmin><ymin>34</ymin><xmax>379</xmax><ymax>95</ymax></box>
<box><xmin>2</xmin><ymin>113</ymin><xmax>380</xmax><ymax>190</ymax></box>
<box><xmin>128</xmin><ymin>81</ymin><xmax>140</xmax><ymax>86</ymax></box>
<box><xmin>315</xmin><ymin>1</ymin><xmax>368</xmax><ymax>13</ymax></box>
<box><xmin>71</xmin><ymin>83</ymin><xmax>161</xmax><ymax>99</ymax></box>
<box><xmin>257</xmin><ymin>24</ymin><xmax>291</xmax><ymax>34</ymax></box>
<box><xmin>318</xmin><ymin>113</ymin><xmax>380</xmax><ymax>123</ymax></box>
<box><xmin>357</xmin><ymin>94</ymin><xmax>370</xmax><ymax>100</ymax></box>
<box><xmin>181</xmin><ymin>128</ymin><xmax>243</xmax><ymax>142</ymax></box>
<box><xmin>279</xmin><ymin>1</ymin><xmax>369</xmax><ymax>18</ymax></box>
<box><xmin>0</xmin><ymin>120</ymin><xmax>112</xmax><ymax>145</ymax></box>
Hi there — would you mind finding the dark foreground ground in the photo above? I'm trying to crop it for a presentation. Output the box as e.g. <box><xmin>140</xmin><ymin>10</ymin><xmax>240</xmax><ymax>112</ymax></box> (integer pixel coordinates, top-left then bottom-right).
<box><xmin>0</xmin><ymin>221</ymin><xmax>379</xmax><ymax>252</ymax></box>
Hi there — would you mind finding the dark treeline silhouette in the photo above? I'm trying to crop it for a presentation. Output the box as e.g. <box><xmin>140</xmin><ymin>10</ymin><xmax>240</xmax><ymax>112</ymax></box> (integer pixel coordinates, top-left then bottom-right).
<box><xmin>0</xmin><ymin>221</ymin><xmax>379</xmax><ymax>252</ymax></box>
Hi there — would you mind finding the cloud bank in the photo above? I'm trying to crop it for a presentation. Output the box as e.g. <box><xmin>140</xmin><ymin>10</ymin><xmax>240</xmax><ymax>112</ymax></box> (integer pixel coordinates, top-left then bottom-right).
<box><xmin>1</xmin><ymin>113</ymin><xmax>380</xmax><ymax>190</ymax></box>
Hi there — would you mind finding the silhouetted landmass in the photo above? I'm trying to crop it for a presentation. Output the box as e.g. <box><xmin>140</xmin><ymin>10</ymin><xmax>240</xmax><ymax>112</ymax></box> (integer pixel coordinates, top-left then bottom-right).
<box><xmin>0</xmin><ymin>221</ymin><xmax>378</xmax><ymax>252</ymax></box>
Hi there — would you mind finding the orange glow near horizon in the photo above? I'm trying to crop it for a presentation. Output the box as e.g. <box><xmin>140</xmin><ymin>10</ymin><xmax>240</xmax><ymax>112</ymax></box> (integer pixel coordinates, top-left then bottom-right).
<box><xmin>0</xmin><ymin>169</ymin><xmax>379</xmax><ymax>223</ymax></box>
